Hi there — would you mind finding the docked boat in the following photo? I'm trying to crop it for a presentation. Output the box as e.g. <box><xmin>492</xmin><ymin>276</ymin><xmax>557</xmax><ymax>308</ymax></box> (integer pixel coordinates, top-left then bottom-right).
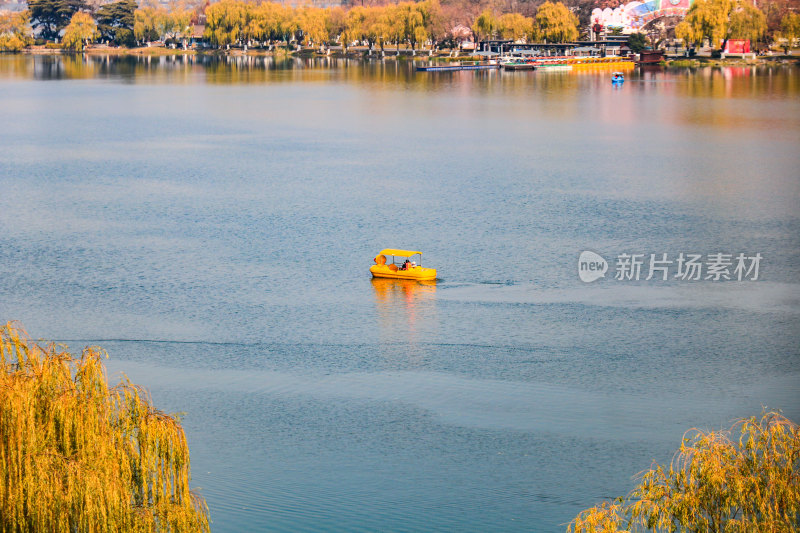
<box><xmin>502</xmin><ymin>60</ymin><xmax>537</xmax><ymax>71</ymax></box>
<box><xmin>611</xmin><ymin>72</ymin><xmax>625</xmax><ymax>83</ymax></box>
<box><xmin>370</xmin><ymin>249</ymin><xmax>437</xmax><ymax>281</ymax></box>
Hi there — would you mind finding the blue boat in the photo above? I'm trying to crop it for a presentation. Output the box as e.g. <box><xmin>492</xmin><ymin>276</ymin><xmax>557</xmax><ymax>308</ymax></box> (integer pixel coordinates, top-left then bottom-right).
<box><xmin>611</xmin><ymin>72</ymin><xmax>625</xmax><ymax>83</ymax></box>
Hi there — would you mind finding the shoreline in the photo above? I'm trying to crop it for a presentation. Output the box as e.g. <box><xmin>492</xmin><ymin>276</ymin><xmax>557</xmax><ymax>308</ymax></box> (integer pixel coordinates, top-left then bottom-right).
<box><xmin>9</xmin><ymin>46</ymin><xmax>799</xmax><ymax>67</ymax></box>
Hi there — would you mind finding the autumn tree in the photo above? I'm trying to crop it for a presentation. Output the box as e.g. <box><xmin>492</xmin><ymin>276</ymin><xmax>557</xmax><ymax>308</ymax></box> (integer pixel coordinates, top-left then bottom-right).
<box><xmin>758</xmin><ymin>0</ymin><xmax>798</xmax><ymax>42</ymax></box>
<box><xmin>247</xmin><ymin>2</ymin><xmax>286</xmax><ymax>46</ymax></box>
<box><xmin>203</xmin><ymin>0</ymin><xmax>249</xmax><ymax>47</ymax></box>
<box><xmin>675</xmin><ymin>0</ymin><xmax>767</xmax><ymax>49</ymax></box>
<box><xmin>62</xmin><ymin>11</ymin><xmax>98</xmax><ymax>50</ymax></box>
<box><xmin>569</xmin><ymin>411</ymin><xmax>800</xmax><ymax>533</ymax></box>
<box><xmin>368</xmin><ymin>6</ymin><xmax>391</xmax><ymax>52</ymax></box>
<box><xmin>416</xmin><ymin>0</ymin><xmax>446</xmax><ymax>51</ymax></box>
<box><xmin>780</xmin><ymin>11</ymin><xmax>800</xmax><ymax>47</ymax></box>
<box><xmin>0</xmin><ymin>324</ymin><xmax>210</xmax><ymax>532</ymax></box>
<box><xmin>95</xmin><ymin>0</ymin><xmax>136</xmax><ymax>46</ymax></box>
<box><xmin>383</xmin><ymin>3</ymin><xmax>406</xmax><ymax>52</ymax></box>
<box><xmin>497</xmin><ymin>12</ymin><xmax>533</xmax><ymax>40</ymax></box>
<box><xmin>134</xmin><ymin>5</ymin><xmax>168</xmax><ymax>43</ymax></box>
<box><xmin>0</xmin><ymin>10</ymin><xmax>33</xmax><ymax>51</ymax></box>
<box><xmin>398</xmin><ymin>1</ymin><xmax>427</xmax><ymax>52</ymax></box>
<box><xmin>532</xmin><ymin>1</ymin><xmax>579</xmax><ymax>42</ymax></box>
<box><xmin>327</xmin><ymin>6</ymin><xmax>347</xmax><ymax>48</ymax></box>
<box><xmin>276</xmin><ymin>4</ymin><xmax>298</xmax><ymax>45</ymax></box>
<box><xmin>471</xmin><ymin>8</ymin><xmax>497</xmax><ymax>43</ymax></box>
<box><xmin>28</xmin><ymin>0</ymin><xmax>88</xmax><ymax>41</ymax></box>
<box><xmin>297</xmin><ymin>6</ymin><xmax>328</xmax><ymax>47</ymax></box>
<box><xmin>165</xmin><ymin>4</ymin><xmax>194</xmax><ymax>46</ymax></box>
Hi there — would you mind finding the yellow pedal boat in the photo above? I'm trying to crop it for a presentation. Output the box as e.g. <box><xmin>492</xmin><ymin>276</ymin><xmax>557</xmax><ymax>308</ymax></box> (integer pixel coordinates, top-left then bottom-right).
<box><xmin>370</xmin><ymin>249</ymin><xmax>437</xmax><ymax>281</ymax></box>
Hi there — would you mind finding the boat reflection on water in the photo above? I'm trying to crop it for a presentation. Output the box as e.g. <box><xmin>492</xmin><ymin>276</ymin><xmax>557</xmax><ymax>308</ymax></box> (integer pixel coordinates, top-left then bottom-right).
<box><xmin>371</xmin><ymin>278</ymin><xmax>437</xmax><ymax>346</ymax></box>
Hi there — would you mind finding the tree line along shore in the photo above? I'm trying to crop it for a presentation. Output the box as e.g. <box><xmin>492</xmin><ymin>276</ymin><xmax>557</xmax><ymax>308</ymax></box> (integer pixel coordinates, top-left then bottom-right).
<box><xmin>1</xmin><ymin>0</ymin><xmax>799</xmax><ymax>56</ymax></box>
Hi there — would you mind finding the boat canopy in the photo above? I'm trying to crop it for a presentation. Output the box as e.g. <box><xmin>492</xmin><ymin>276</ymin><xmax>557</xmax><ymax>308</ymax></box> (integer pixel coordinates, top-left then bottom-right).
<box><xmin>378</xmin><ymin>249</ymin><xmax>422</xmax><ymax>257</ymax></box>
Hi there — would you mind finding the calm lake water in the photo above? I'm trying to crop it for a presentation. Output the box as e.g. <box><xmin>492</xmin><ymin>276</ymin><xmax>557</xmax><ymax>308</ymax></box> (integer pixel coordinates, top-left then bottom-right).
<box><xmin>1</xmin><ymin>55</ymin><xmax>799</xmax><ymax>531</ymax></box>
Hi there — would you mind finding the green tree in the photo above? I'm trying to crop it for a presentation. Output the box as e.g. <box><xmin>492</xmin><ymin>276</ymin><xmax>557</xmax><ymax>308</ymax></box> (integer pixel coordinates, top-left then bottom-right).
<box><xmin>569</xmin><ymin>411</ymin><xmax>800</xmax><ymax>533</ymax></box>
<box><xmin>28</xmin><ymin>0</ymin><xmax>88</xmax><ymax>41</ymax></box>
<box><xmin>533</xmin><ymin>1</ymin><xmax>579</xmax><ymax>43</ymax></box>
<box><xmin>95</xmin><ymin>0</ymin><xmax>136</xmax><ymax>46</ymax></box>
<box><xmin>62</xmin><ymin>11</ymin><xmax>98</xmax><ymax>50</ymax></box>
<box><xmin>675</xmin><ymin>0</ymin><xmax>767</xmax><ymax>49</ymax></box>
<box><xmin>627</xmin><ymin>31</ymin><xmax>647</xmax><ymax>52</ymax></box>
<box><xmin>471</xmin><ymin>8</ymin><xmax>497</xmax><ymax>44</ymax></box>
<box><xmin>0</xmin><ymin>10</ymin><xmax>33</xmax><ymax>51</ymax></box>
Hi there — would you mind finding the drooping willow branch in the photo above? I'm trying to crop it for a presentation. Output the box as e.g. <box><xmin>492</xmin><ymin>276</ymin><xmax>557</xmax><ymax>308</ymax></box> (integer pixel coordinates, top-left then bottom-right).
<box><xmin>0</xmin><ymin>322</ymin><xmax>210</xmax><ymax>533</ymax></box>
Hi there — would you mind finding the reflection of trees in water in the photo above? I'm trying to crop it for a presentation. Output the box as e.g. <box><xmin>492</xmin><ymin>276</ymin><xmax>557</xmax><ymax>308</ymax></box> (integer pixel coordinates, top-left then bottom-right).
<box><xmin>1</xmin><ymin>54</ymin><xmax>625</xmax><ymax>91</ymax></box>
<box><xmin>1</xmin><ymin>54</ymin><xmax>796</xmax><ymax>105</ymax></box>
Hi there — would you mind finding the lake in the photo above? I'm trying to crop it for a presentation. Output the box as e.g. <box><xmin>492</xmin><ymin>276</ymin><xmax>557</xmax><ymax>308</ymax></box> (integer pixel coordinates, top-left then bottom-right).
<box><xmin>0</xmin><ymin>54</ymin><xmax>798</xmax><ymax>532</ymax></box>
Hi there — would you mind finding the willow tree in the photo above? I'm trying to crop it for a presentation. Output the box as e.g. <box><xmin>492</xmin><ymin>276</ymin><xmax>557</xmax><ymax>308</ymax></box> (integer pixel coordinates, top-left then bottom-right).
<box><xmin>342</xmin><ymin>5</ymin><xmax>367</xmax><ymax>52</ymax></box>
<box><xmin>780</xmin><ymin>11</ymin><xmax>800</xmax><ymax>45</ymax></box>
<box><xmin>399</xmin><ymin>1</ymin><xmax>427</xmax><ymax>53</ymax></box>
<box><xmin>297</xmin><ymin>6</ymin><xmax>328</xmax><ymax>47</ymax></box>
<box><xmin>497</xmin><ymin>12</ymin><xmax>533</xmax><ymax>41</ymax></box>
<box><xmin>471</xmin><ymin>8</ymin><xmax>497</xmax><ymax>44</ymax></box>
<box><xmin>533</xmin><ymin>1</ymin><xmax>579</xmax><ymax>43</ymax></box>
<box><xmin>569</xmin><ymin>411</ymin><xmax>800</xmax><ymax>533</ymax></box>
<box><xmin>326</xmin><ymin>6</ymin><xmax>346</xmax><ymax>49</ymax></box>
<box><xmin>0</xmin><ymin>10</ymin><xmax>33</xmax><ymax>51</ymax></box>
<box><xmin>62</xmin><ymin>11</ymin><xmax>99</xmax><ymax>50</ymax></box>
<box><xmin>203</xmin><ymin>0</ymin><xmax>249</xmax><ymax>48</ymax></box>
<box><xmin>134</xmin><ymin>5</ymin><xmax>169</xmax><ymax>43</ymax></box>
<box><xmin>369</xmin><ymin>6</ymin><xmax>392</xmax><ymax>53</ymax></box>
<box><xmin>0</xmin><ymin>323</ymin><xmax>210</xmax><ymax>532</ymax></box>
<box><xmin>383</xmin><ymin>3</ymin><xmax>406</xmax><ymax>53</ymax></box>
<box><xmin>416</xmin><ymin>0</ymin><xmax>445</xmax><ymax>51</ymax></box>
<box><xmin>675</xmin><ymin>0</ymin><xmax>767</xmax><ymax>48</ymax></box>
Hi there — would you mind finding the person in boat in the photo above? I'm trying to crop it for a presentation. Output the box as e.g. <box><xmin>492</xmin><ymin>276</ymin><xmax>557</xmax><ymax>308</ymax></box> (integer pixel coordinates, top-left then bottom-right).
<box><xmin>401</xmin><ymin>259</ymin><xmax>411</xmax><ymax>270</ymax></box>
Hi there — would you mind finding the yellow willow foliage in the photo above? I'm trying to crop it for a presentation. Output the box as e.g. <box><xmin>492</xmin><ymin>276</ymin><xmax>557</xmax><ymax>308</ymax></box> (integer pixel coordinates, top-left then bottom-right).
<box><xmin>569</xmin><ymin>411</ymin><xmax>800</xmax><ymax>533</ymax></box>
<box><xmin>0</xmin><ymin>10</ymin><xmax>33</xmax><ymax>51</ymax></box>
<box><xmin>533</xmin><ymin>1</ymin><xmax>579</xmax><ymax>43</ymax></box>
<box><xmin>471</xmin><ymin>8</ymin><xmax>497</xmax><ymax>43</ymax></box>
<box><xmin>61</xmin><ymin>12</ymin><xmax>99</xmax><ymax>52</ymax></box>
<box><xmin>675</xmin><ymin>0</ymin><xmax>766</xmax><ymax>46</ymax></box>
<box><xmin>0</xmin><ymin>323</ymin><xmax>210</xmax><ymax>533</ymax></box>
<box><xmin>497</xmin><ymin>12</ymin><xmax>533</xmax><ymax>41</ymax></box>
<box><xmin>782</xmin><ymin>12</ymin><xmax>800</xmax><ymax>43</ymax></box>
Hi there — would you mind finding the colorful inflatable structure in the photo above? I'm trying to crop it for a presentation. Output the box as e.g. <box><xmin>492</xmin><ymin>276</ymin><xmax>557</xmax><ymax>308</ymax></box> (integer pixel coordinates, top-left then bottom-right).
<box><xmin>592</xmin><ymin>0</ymin><xmax>694</xmax><ymax>33</ymax></box>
